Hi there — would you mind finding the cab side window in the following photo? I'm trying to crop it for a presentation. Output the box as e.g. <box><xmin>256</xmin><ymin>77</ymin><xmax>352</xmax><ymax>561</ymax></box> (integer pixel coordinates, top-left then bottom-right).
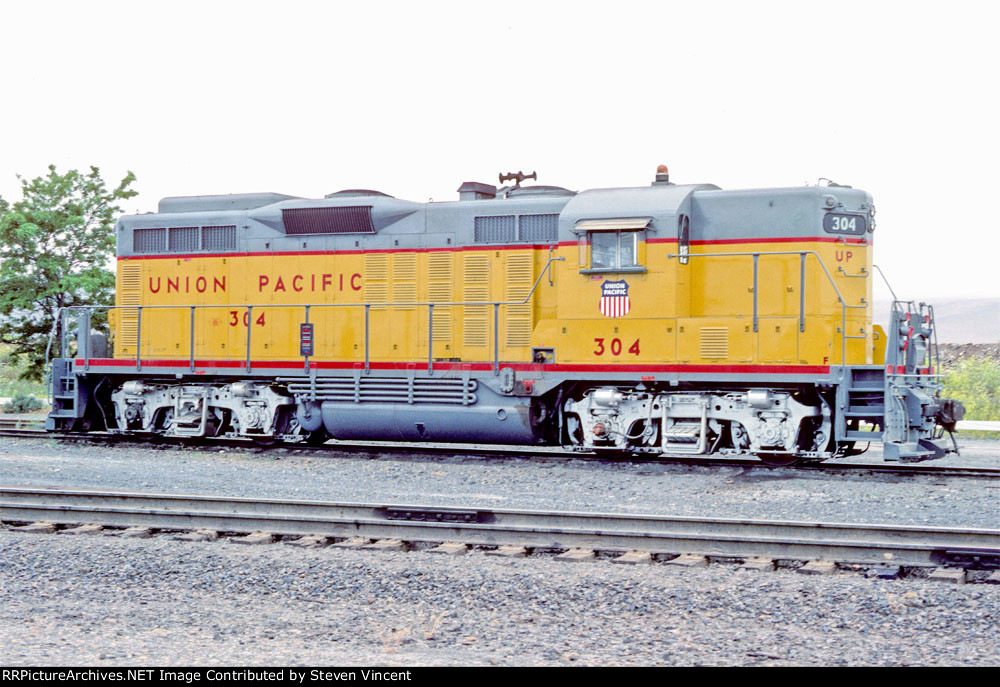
<box><xmin>591</xmin><ymin>232</ymin><xmax>617</xmax><ymax>269</ymax></box>
<box><xmin>589</xmin><ymin>230</ymin><xmax>640</xmax><ymax>271</ymax></box>
<box><xmin>678</xmin><ymin>214</ymin><xmax>690</xmax><ymax>265</ymax></box>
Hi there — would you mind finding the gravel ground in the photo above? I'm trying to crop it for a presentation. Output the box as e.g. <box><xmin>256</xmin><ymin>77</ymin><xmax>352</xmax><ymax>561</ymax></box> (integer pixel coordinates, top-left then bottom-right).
<box><xmin>1</xmin><ymin>437</ymin><xmax>999</xmax><ymax>527</ymax></box>
<box><xmin>1</xmin><ymin>436</ymin><xmax>998</xmax><ymax>666</ymax></box>
<box><xmin>1</xmin><ymin>528</ymin><xmax>998</xmax><ymax>667</ymax></box>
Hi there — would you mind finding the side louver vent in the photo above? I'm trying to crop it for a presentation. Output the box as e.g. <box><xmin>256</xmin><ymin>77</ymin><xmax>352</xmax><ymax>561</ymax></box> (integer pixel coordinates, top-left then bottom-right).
<box><xmin>133</xmin><ymin>228</ymin><xmax>167</xmax><ymax>253</ymax></box>
<box><xmin>168</xmin><ymin>227</ymin><xmax>199</xmax><ymax>252</ymax></box>
<box><xmin>504</xmin><ymin>254</ymin><xmax>534</xmax><ymax>347</ymax></box>
<box><xmin>463</xmin><ymin>254</ymin><xmax>490</xmax><ymax>347</ymax></box>
<box><xmin>118</xmin><ymin>263</ymin><xmax>143</xmax><ymax>353</ymax></box>
<box><xmin>518</xmin><ymin>214</ymin><xmax>559</xmax><ymax>241</ymax></box>
<box><xmin>700</xmin><ymin>327</ymin><xmax>729</xmax><ymax>359</ymax></box>
<box><xmin>474</xmin><ymin>215</ymin><xmax>516</xmax><ymax>243</ymax></box>
<box><xmin>202</xmin><ymin>226</ymin><xmax>237</xmax><ymax>251</ymax></box>
<box><xmin>133</xmin><ymin>225</ymin><xmax>237</xmax><ymax>254</ymax></box>
<box><xmin>474</xmin><ymin>214</ymin><xmax>559</xmax><ymax>243</ymax></box>
<box><xmin>392</xmin><ymin>254</ymin><xmax>417</xmax><ymax>311</ymax></box>
<box><xmin>282</xmin><ymin>206</ymin><xmax>375</xmax><ymax>235</ymax></box>
<box><xmin>428</xmin><ymin>253</ymin><xmax>453</xmax><ymax>343</ymax></box>
<box><xmin>363</xmin><ymin>254</ymin><xmax>389</xmax><ymax>311</ymax></box>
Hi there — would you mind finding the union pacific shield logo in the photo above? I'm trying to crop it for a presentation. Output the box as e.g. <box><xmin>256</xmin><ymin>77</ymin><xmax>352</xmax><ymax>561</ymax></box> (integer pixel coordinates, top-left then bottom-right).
<box><xmin>599</xmin><ymin>280</ymin><xmax>630</xmax><ymax>318</ymax></box>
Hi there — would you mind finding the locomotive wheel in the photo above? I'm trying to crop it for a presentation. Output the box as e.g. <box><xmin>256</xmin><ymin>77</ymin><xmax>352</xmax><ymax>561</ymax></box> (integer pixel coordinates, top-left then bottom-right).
<box><xmin>251</xmin><ymin>408</ymin><xmax>294</xmax><ymax>447</ymax></box>
<box><xmin>837</xmin><ymin>441</ymin><xmax>870</xmax><ymax>457</ymax></box>
<box><xmin>756</xmin><ymin>452</ymin><xmax>804</xmax><ymax>467</ymax></box>
<box><xmin>304</xmin><ymin>428</ymin><xmax>330</xmax><ymax>446</ymax></box>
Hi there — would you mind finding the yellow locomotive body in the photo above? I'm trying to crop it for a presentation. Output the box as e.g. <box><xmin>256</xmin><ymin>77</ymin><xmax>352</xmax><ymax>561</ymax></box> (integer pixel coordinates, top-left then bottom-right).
<box><xmin>113</xmin><ymin>237</ymin><xmax>877</xmax><ymax>369</ymax></box>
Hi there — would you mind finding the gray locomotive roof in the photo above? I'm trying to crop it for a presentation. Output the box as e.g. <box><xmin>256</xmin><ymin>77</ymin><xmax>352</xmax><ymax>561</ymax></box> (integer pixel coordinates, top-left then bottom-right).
<box><xmin>158</xmin><ymin>192</ymin><xmax>302</xmax><ymax>214</ymax></box>
<box><xmin>690</xmin><ymin>185</ymin><xmax>873</xmax><ymax>241</ymax></box>
<box><xmin>559</xmin><ymin>183</ymin><xmax>719</xmax><ymax>235</ymax></box>
<box><xmin>117</xmin><ymin>181</ymin><xmax>872</xmax><ymax>257</ymax></box>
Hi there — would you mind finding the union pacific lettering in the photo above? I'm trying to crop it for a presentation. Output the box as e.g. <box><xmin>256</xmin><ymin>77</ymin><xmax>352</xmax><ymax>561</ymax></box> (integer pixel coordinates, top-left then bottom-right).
<box><xmin>150</xmin><ymin>276</ymin><xmax>227</xmax><ymax>294</ymax></box>
<box><xmin>257</xmin><ymin>273</ymin><xmax>362</xmax><ymax>293</ymax></box>
<box><xmin>147</xmin><ymin>273</ymin><xmax>364</xmax><ymax>294</ymax></box>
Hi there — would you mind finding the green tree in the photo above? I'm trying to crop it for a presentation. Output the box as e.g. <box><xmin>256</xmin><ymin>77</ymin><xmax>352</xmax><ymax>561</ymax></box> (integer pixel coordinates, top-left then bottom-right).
<box><xmin>942</xmin><ymin>357</ymin><xmax>1000</xmax><ymax>422</ymax></box>
<box><xmin>0</xmin><ymin>165</ymin><xmax>137</xmax><ymax>380</ymax></box>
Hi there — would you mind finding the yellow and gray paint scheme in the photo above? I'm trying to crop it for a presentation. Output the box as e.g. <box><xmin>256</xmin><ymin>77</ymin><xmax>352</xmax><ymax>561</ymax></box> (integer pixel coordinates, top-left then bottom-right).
<box><xmin>47</xmin><ymin>170</ymin><xmax>962</xmax><ymax>463</ymax></box>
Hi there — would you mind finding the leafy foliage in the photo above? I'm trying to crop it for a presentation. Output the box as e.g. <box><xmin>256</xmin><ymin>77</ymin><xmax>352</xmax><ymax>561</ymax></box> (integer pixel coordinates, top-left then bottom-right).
<box><xmin>942</xmin><ymin>356</ymin><xmax>1000</xmax><ymax>438</ymax></box>
<box><xmin>0</xmin><ymin>344</ymin><xmax>46</xmax><ymax>397</ymax></box>
<box><xmin>942</xmin><ymin>356</ymin><xmax>1000</xmax><ymax>420</ymax></box>
<box><xmin>2</xmin><ymin>392</ymin><xmax>45</xmax><ymax>413</ymax></box>
<box><xmin>0</xmin><ymin>165</ymin><xmax>136</xmax><ymax>380</ymax></box>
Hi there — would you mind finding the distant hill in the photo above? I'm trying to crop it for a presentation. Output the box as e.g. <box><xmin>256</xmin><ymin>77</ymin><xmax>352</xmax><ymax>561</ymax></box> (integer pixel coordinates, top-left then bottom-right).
<box><xmin>937</xmin><ymin>343</ymin><xmax>1000</xmax><ymax>368</ymax></box>
<box><xmin>874</xmin><ymin>298</ymin><xmax>1000</xmax><ymax>344</ymax></box>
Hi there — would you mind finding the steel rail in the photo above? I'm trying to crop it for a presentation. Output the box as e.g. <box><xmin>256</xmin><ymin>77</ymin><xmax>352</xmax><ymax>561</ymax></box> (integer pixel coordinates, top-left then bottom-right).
<box><xmin>2</xmin><ymin>486</ymin><xmax>997</xmax><ymax>567</ymax></box>
<box><xmin>0</xmin><ymin>427</ymin><xmax>50</xmax><ymax>438</ymax></box>
<box><xmin>2</xmin><ymin>428</ymin><xmax>999</xmax><ymax>478</ymax></box>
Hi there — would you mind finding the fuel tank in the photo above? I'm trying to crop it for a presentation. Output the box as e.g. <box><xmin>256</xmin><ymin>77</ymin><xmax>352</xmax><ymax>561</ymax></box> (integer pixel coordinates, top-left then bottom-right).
<box><xmin>319</xmin><ymin>399</ymin><xmax>538</xmax><ymax>444</ymax></box>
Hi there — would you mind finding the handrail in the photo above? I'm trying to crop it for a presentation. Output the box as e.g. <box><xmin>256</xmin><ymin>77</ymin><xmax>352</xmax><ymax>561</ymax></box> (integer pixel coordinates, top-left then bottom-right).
<box><xmin>667</xmin><ymin>249</ymin><xmax>867</xmax><ymax>365</ymax></box>
<box><xmin>887</xmin><ymin>299</ymin><xmax>939</xmax><ymax>378</ymax></box>
<box><xmin>55</xmin><ymin>254</ymin><xmax>566</xmax><ymax>376</ymax></box>
<box><xmin>837</xmin><ymin>266</ymin><xmax>868</xmax><ymax>278</ymax></box>
<box><xmin>44</xmin><ymin>307</ymin><xmax>62</xmax><ymax>367</ymax></box>
<box><xmin>44</xmin><ymin>307</ymin><xmax>63</xmax><ymax>405</ymax></box>
<box><xmin>872</xmin><ymin>264</ymin><xmax>898</xmax><ymax>301</ymax></box>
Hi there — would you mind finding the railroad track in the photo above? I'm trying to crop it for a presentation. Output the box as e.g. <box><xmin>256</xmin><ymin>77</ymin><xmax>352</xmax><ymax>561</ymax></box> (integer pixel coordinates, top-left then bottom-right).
<box><xmin>2</xmin><ymin>486</ymin><xmax>998</xmax><ymax>571</ymax></box>
<box><xmin>2</xmin><ymin>427</ymin><xmax>999</xmax><ymax>479</ymax></box>
<box><xmin>0</xmin><ymin>428</ymin><xmax>53</xmax><ymax>439</ymax></box>
<box><xmin>0</xmin><ymin>418</ymin><xmax>47</xmax><ymax>434</ymax></box>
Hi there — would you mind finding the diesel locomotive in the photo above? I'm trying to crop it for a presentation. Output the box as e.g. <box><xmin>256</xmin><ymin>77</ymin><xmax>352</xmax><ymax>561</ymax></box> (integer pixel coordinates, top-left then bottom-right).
<box><xmin>46</xmin><ymin>166</ymin><xmax>964</xmax><ymax>464</ymax></box>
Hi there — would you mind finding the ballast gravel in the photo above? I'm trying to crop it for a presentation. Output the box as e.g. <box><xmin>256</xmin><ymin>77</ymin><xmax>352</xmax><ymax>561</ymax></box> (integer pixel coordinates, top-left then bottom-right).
<box><xmin>1</xmin><ymin>529</ymin><xmax>998</xmax><ymax>666</ymax></box>
<box><xmin>1</xmin><ymin>436</ymin><xmax>998</xmax><ymax>665</ymax></box>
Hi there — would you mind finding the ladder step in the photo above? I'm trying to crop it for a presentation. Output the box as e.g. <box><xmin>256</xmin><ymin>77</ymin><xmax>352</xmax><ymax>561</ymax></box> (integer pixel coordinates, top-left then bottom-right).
<box><xmin>171</xmin><ymin>414</ymin><xmax>203</xmax><ymax>426</ymax></box>
<box><xmin>846</xmin><ymin>430</ymin><xmax>883</xmax><ymax>440</ymax></box>
<box><xmin>665</xmin><ymin>422</ymin><xmax>701</xmax><ymax>444</ymax></box>
<box><xmin>846</xmin><ymin>405</ymin><xmax>885</xmax><ymax>415</ymax></box>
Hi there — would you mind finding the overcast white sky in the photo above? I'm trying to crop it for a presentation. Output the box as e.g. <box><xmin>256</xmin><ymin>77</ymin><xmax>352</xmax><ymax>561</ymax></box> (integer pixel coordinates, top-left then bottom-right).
<box><xmin>2</xmin><ymin>0</ymin><xmax>997</xmax><ymax>301</ymax></box>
